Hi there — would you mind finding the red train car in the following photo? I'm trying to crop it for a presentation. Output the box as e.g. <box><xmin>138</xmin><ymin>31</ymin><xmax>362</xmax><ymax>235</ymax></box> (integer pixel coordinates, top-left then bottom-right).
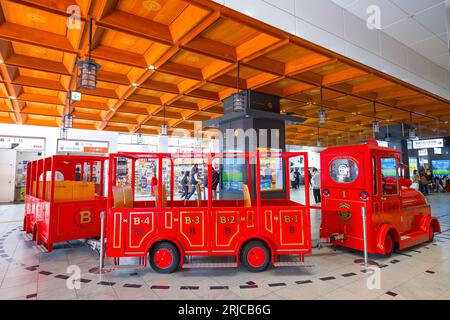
<box><xmin>320</xmin><ymin>141</ymin><xmax>441</xmax><ymax>256</ymax></box>
<box><xmin>102</xmin><ymin>151</ymin><xmax>312</xmax><ymax>273</ymax></box>
<box><xmin>23</xmin><ymin>155</ymin><xmax>107</xmax><ymax>252</ymax></box>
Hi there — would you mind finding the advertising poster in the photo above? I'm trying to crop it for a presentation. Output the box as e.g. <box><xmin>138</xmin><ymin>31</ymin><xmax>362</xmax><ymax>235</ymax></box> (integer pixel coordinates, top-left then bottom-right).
<box><xmin>431</xmin><ymin>160</ymin><xmax>450</xmax><ymax>177</ymax></box>
<box><xmin>221</xmin><ymin>159</ymin><xmax>244</xmax><ymax>192</ymax></box>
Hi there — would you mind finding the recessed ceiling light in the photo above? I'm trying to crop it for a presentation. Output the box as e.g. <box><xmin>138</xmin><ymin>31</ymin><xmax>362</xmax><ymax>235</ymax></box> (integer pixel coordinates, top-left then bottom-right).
<box><xmin>0</xmin><ymin>60</ymin><xmax>3</xmax><ymax>64</ymax></box>
<box><xmin>131</xmin><ymin>83</ymin><xmax>138</xmax><ymax>87</ymax></box>
<box><xmin>9</xmin><ymin>96</ymin><xmax>16</xmax><ymax>100</ymax></box>
<box><xmin>147</xmin><ymin>65</ymin><xmax>156</xmax><ymax>70</ymax></box>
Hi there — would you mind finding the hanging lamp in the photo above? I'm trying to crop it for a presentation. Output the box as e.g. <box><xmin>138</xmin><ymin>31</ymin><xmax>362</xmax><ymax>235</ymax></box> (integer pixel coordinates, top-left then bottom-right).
<box><xmin>232</xmin><ymin>61</ymin><xmax>245</xmax><ymax>112</ymax></box>
<box><xmin>318</xmin><ymin>87</ymin><xmax>326</xmax><ymax>125</ymax></box>
<box><xmin>372</xmin><ymin>101</ymin><xmax>380</xmax><ymax>135</ymax></box>
<box><xmin>409</xmin><ymin>112</ymin><xmax>416</xmax><ymax>140</ymax></box>
<box><xmin>160</xmin><ymin>104</ymin><xmax>168</xmax><ymax>136</ymax></box>
<box><xmin>77</xmin><ymin>17</ymin><xmax>100</xmax><ymax>90</ymax></box>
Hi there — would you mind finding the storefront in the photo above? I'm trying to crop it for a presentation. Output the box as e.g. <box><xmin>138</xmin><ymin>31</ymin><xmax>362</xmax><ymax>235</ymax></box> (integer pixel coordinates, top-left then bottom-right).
<box><xmin>0</xmin><ymin>136</ymin><xmax>45</xmax><ymax>202</ymax></box>
<box><xmin>408</xmin><ymin>137</ymin><xmax>450</xmax><ymax>177</ymax></box>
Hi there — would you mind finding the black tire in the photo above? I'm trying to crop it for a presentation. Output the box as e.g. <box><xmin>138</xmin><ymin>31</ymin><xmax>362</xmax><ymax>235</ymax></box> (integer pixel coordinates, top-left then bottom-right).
<box><xmin>428</xmin><ymin>225</ymin><xmax>435</xmax><ymax>242</ymax></box>
<box><xmin>241</xmin><ymin>240</ymin><xmax>271</xmax><ymax>272</ymax></box>
<box><xmin>149</xmin><ymin>242</ymin><xmax>180</xmax><ymax>273</ymax></box>
<box><xmin>384</xmin><ymin>233</ymin><xmax>394</xmax><ymax>258</ymax></box>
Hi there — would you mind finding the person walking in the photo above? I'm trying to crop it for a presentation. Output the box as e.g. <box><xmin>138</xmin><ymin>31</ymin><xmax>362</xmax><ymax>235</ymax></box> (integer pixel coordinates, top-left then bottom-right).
<box><xmin>419</xmin><ymin>170</ymin><xmax>429</xmax><ymax>196</ymax></box>
<box><xmin>294</xmin><ymin>168</ymin><xmax>300</xmax><ymax>189</ymax></box>
<box><xmin>311</xmin><ymin>168</ymin><xmax>321</xmax><ymax>204</ymax></box>
<box><xmin>185</xmin><ymin>164</ymin><xmax>200</xmax><ymax>200</ymax></box>
<box><xmin>179</xmin><ymin>171</ymin><xmax>190</xmax><ymax>199</ymax></box>
<box><xmin>411</xmin><ymin>170</ymin><xmax>420</xmax><ymax>190</ymax></box>
<box><xmin>290</xmin><ymin>169</ymin><xmax>296</xmax><ymax>189</ymax></box>
<box><xmin>205</xmin><ymin>166</ymin><xmax>220</xmax><ymax>199</ymax></box>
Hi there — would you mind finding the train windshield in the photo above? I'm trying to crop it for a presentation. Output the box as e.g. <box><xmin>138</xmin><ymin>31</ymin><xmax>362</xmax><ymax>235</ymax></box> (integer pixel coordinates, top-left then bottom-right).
<box><xmin>329</xmin><ymin>158</ymin><xmax>359</xmax><ymax>183</ymax></box>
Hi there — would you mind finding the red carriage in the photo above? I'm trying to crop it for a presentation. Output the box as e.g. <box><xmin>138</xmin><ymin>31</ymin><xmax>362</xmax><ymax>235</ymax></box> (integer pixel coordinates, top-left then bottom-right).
<box><xmin>23</xmin><ymin>155</ymin><xmax>107</xmax><ymax>252</ymax></box>
<box><xmin>102</xmin><ymin>151</ymin><xmax>312</xmax><ymax>273</ymax></box>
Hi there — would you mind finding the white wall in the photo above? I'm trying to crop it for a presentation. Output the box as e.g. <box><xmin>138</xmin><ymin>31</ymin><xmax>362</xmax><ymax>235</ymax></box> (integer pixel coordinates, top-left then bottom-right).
<box><xmin>0</xmin><ymin>123</ymin><xmax>120</xmax><ymax>157</ymax></box>
<box><xmin>214</xmin><ymin>0</ymin><xmax>450</xmax><ymax>100</ymax></box>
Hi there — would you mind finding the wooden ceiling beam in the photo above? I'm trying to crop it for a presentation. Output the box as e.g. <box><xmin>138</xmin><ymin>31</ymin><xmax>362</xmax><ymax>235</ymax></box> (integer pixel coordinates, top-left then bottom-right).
<box><xmin>5</xmin><ymin>54</ymin><xmax>72</xmax><ymax>75</ymax></box>
<box><xmin>322</xmin><ymin>68</ymin><xmax>368</xmax><ymax>86</ymax></box>
<box><xmin>0</xmin><ymin>22</ymin><xmax>76</xmax><ymax>53</ymax></box>
<box><xmin>91</xmin><ymin>45</ymin><xmax>147</xmax><ymax>68</ymax></box>
<box><xmin>97</xmin><ymin>10</ymin><xmax>174</xmax><ymax>45</ymax></box>
<box><xmin>157</xmin><ymin>61</ymin><xmax>204</xmax><ymax>81</ymax></box>
<box><xmin>182</xmin><ymin>36</ymin><xmax>237</xmax><ymax>62</ymax></box>
<box><xmin>124</xmin><ymin>93</ymin><xmax>162</xmax><ymax>105</ymax></box>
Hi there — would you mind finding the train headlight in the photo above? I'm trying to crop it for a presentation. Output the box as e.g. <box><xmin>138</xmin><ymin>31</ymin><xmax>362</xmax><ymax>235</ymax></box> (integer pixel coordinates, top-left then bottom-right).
<box><xmin>323</xmin><ymin>189</ymin><xmax>330</xmax><ymax>197</ymax></box>
<box><xmin>359</xmin><ymin>191</ymin><xmax>369</xmax><ymax>201</ymax></box>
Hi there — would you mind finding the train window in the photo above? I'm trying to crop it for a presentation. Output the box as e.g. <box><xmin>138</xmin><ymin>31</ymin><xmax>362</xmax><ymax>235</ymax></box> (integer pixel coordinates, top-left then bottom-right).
<box><xmin>329</xmin><ymin>158</ymin><xmax>359</xmax><ymax>183</ymax></box>
<box><xmin>373</xmin><ymin>156</ymin><xmax>378</xmax><ymax>195</ymax></box>
<box><xmin>381</xmin><ymin>157</ymin><xmax>398</xmax><ymax>195</ymax></box>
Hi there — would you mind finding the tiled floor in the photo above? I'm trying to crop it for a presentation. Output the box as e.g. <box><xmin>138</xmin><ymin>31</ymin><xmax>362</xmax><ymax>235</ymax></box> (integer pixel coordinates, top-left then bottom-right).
<box><xmin>0</xmin><ymin>192</ymin><xmax>449</xmax><ymax>300</ymax></box>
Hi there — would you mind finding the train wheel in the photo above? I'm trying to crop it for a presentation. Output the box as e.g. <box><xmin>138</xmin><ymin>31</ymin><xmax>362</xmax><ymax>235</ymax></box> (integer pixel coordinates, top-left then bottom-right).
<box><xmin>241</xmin><ymin>240</ymin><xmax>271</xmax><ymax>272</ymax></box>
<box><xmin>428</xmin><ymin>225</ymin><xmax>435</xmax><ymax>242</ymax></box>
<box><xmin>384</xmin><ymin>234</ymin><xmax>394</xmax><ymax>257</ymax></box>
<box><xmin>149</xmin><ymin>242</ymin><xmax>179</xmax><ymax>273</ymax></box>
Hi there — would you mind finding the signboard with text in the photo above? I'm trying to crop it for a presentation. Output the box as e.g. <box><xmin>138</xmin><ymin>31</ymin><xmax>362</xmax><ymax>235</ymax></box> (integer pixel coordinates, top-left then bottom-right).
<box><xmin>57</xmin><ymin>139</ymin><xmax>109</xmax><ymax>154</ymax></box>
<box><xmin>0</xmin><ymin>136</ymin><xmax>45</xmax><ymax>151</ymax></box>
<box><xmin>413</xmin><ymin>138</ymin><xmax>444</xmax><ymax>149</ymax></box>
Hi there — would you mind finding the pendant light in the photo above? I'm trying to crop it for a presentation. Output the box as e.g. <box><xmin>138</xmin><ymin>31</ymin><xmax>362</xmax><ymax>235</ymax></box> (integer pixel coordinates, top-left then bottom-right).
<box><xmin>409</xmin><ymin>112</ymin><xmax>416</xmax><ymax>140</ymax></box>
<box><xmin>60</xmin><ymin>127</ymin><xmax>68</xmax><ymax>139</ymax></box>
<box><xmin>160</xmin><ymin>104</ymin><xmax>168</xmax><ymax>136</ymax></box>
<box><xmin>77</xmin><ymin>17</ymin><xmax>100</xmax><ymax>90</ymax></box>
<box><xmin>372</xmin><ymin>101</ymin><xmax>379</xmax><ymax>136</ymax></box>
<box><xmin>232</xmin><ymin>61</ymin><xmax>245</xmax><ymax>112</ymax></box>
<box><xmin>318</xmin><ymin>87</ymin><xmax>326</xmax><ymax>125</ymax></box>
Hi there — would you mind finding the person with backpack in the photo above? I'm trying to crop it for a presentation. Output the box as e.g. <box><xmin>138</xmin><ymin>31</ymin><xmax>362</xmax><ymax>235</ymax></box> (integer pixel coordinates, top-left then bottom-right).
<box><xmin>185</xmin><ymin>164</ymin><xmax>200</xmax><ymax>200</ymax></box>
<box><xmin>205</xmin><ymin>166</ymin><xmax>220</xmax><ymax>199</ymax></box>
<box><xmin>179</xmin><ymin>171</ymin><xmax>190</xmax><ymax>199</ymax></box>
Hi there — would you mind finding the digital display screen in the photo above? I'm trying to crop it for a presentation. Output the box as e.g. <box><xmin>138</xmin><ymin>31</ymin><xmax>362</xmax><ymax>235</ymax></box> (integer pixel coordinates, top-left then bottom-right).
<box><xmin>381</xmin><ymin>158</ymin><xmax>397</xmax><ymax>178</ymax></box>
<box><xmin>432</xmin><ymin>160</ymin><xmax>450</xmax><ymax>177</ymax></box>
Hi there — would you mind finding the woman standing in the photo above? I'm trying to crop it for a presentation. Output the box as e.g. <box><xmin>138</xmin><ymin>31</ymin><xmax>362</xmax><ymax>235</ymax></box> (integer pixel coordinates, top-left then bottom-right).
<box><xmin>411</xmin><ymin>170</ymin><xmax>420</xmax><ymax>190</ymax></box>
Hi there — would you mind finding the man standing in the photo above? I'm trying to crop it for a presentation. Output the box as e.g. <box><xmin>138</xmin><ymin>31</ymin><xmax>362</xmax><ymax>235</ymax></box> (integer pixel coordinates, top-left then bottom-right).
<box><xmin>311</xmin><ymin>168</ymin><xmax>321</xmax><ymax>204</ymax></box>
<box><xmin>185</xmin><ymin>164</ymin><xmax>199</xmax><ymax>200</ymax></box>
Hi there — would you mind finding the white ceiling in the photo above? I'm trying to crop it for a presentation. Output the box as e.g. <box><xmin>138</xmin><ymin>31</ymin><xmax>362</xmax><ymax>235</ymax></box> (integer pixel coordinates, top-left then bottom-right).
<box><xmin>331</xmin><ymin>0</ymin><xmax>450</xmax><ymax>70</ymax></box>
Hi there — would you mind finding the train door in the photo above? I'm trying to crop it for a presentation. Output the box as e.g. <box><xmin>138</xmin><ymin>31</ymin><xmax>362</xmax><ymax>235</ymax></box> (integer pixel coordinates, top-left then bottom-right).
<box><xmin>174</xmin><ymin>157</ymin><xmax>210</xmax><ymax>254</ymax></box>
<box><xmin>321</xmin><ymin>152</ymin><xmax>366</xmax><ymax>244</ymax></box>
<box><xmin>379</xmin><ymin>155</ymin><xmax>403</xmax><ymax>233</ymax></box>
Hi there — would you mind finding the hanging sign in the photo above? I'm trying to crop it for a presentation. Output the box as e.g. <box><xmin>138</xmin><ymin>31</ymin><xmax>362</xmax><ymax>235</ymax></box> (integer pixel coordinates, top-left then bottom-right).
<box><xmin>413</xmin><ymin>138</ymin><xmax>444</xmax><ymax>149</ymax></box>
<box><xmin>57</xmin><ymin>139</ymin><xmax>108</xmax><ymax>154</ymax></box>
<box><xmin>418</xmin><ymin>149</ymin><xmax>428</xmax><ymax>156</ymax></box>
<box><xmin>0</xmin><ymin>136</ymin><xmax>45</xmax><ymax>151</ymax></box>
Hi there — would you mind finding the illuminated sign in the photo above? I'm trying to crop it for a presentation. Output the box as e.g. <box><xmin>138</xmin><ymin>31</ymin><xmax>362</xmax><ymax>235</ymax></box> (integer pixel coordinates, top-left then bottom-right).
<box><xmin>57</xmin><ymin>139</ymin><xmax>108</xmax><ymax>154</ymax></box>
<box><xmin>0</xmin><ymin>136</ymin><xmax>45</xmax><ymax>151</ymax></box>
<box><xmin>71</xmin><ymin>91</ymin><xmax>82</xmax><ymax>102</ymax></box>
<box><xmin>413</xmin><ymin>138</ymin><xmax>444</xmax><ymax>149</ymax></box>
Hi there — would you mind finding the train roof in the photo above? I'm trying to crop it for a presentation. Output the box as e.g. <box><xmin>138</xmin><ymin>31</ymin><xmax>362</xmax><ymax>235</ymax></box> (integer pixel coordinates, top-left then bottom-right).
<box><xmin>320</xmin><ymin>140</ymin><xmax>400</xmax><ymax>155</ymax></box>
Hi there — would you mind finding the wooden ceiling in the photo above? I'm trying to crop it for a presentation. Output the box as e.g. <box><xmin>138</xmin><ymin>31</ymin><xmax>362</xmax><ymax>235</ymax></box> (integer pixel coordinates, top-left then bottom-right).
<box><xmin>0</xmin><ymin>0</ymin><xmax>449</xmax><ymax>147</ymax></box>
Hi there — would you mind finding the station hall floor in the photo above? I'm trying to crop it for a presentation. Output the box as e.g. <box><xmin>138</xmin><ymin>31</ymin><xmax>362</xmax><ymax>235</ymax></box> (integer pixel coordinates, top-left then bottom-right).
<box><xmin>0</xmin><ymin>193</ymin><xmax>449</xmax><ymax>300</ymax></box>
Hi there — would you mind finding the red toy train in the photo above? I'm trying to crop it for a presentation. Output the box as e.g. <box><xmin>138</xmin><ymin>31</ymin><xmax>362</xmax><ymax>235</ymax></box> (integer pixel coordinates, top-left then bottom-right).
<box><xmin>22</xmin><ymin>141</ymin><xmax>440</xmax><ymax>272</ymax></box>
